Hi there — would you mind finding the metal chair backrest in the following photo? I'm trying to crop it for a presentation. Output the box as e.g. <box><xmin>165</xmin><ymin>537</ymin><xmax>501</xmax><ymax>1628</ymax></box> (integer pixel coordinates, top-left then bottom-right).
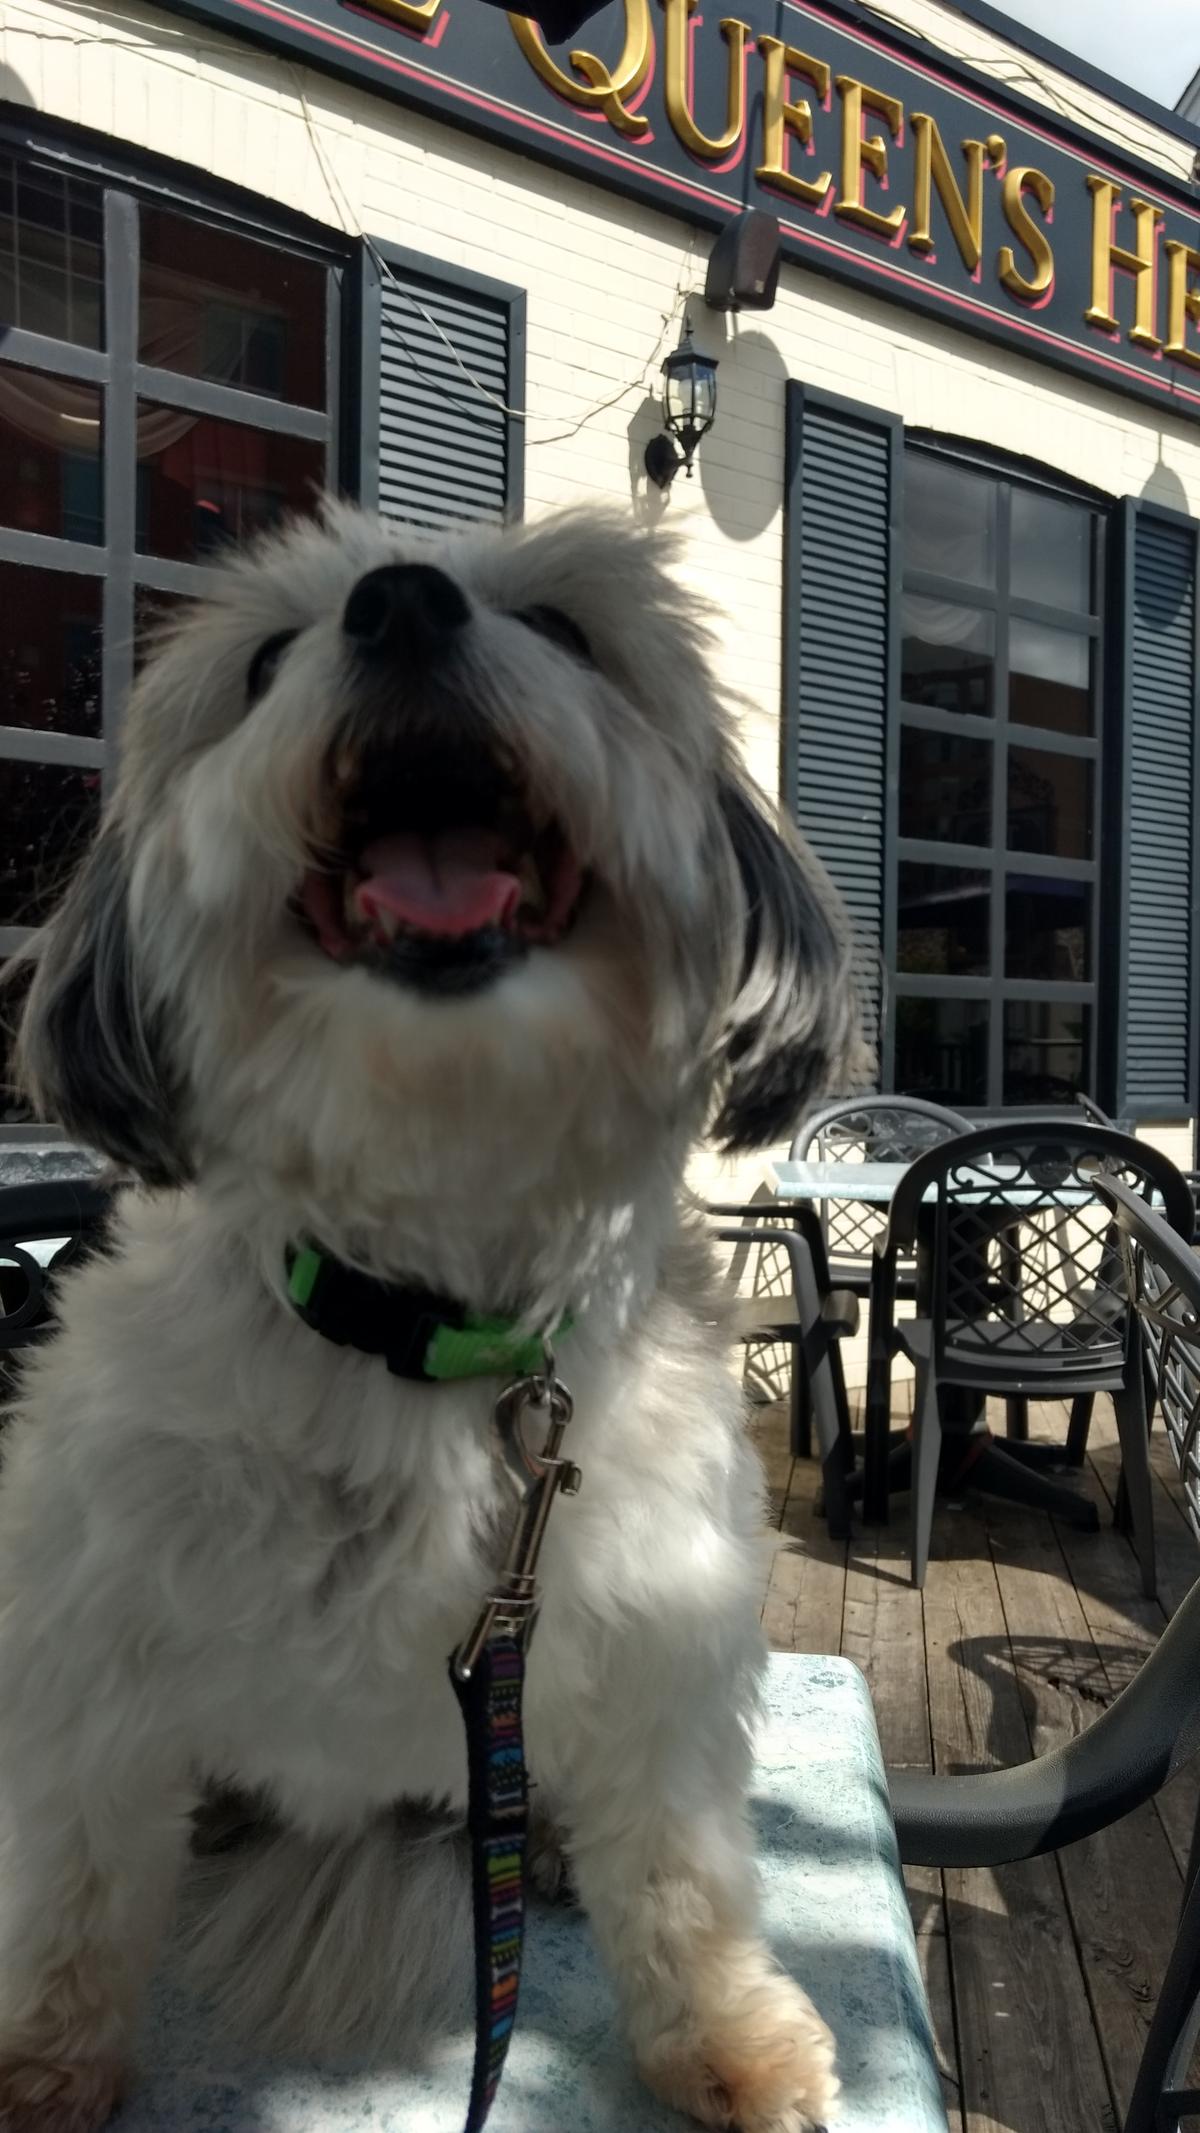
<box><xmin>885</xmin><ymin>1122</ymin><xmax>1195</xmax><ymax>1382</ymax></box>
<box><xmin>1074</xmin><ymin>1093</ymin><xmax>1115</xmax><ymax>1127</ymax></box>
<box><xmin>975</xmin><ymin>1097</ymin><xmax>1129</xmax><ymax>1131</ymax></box>
<box><xmin>891</xmin><ymin>1165</ymin><xmax>1200</xmax><ymax>2133</ymax></box>
<box><xmin>790</xmin><ymin>1096</ymin><xmax>970</xmax><ymax>1275</ymax></box>
<box><xmin>0</xmin><ymin>1180</ymin><xmax>117</xmax><ymax>1385</ymax></box>
<box><xmin>1098</xmin><ymin>1175</ymin><xmax>1200</xmax><ymax>1544</ymax></box>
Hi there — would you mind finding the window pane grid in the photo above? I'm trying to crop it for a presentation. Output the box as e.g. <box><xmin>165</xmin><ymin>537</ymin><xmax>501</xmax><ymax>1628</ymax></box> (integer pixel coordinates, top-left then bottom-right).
<box><xmin>903</xmin><ymin>570</ymin><xmax>1104</xmax><ymax>636</ymax></box>
<box><xmin>134</xmin><ymin>397</ymin><xmax>325</xmax><ymax>561</ymax></box>
<box><xmin>132</xmin><ymin>363</ymin><xmax>329</xmax><ymax>437</ymax></box>
<box><xmin>899</xmin><ymin>703</ymin><xmax>1101</xmax><ymax>758</ymax></box>
<box><xmin>0</xmin><ymin>155</ymin><xmax>104</xmax><ymax>350</ymax></box>
<box><xmin>894</xmin><ymin>976</ymin><xmax>1096</xmax><ymax>1002</ymax></box>
<box><xmin>139</xmin><ymin>206</ymin><xmax>329</xmax><ymax>410</ymax></box>
<box><xmin>1</xmin><ymin>153</ymin><xmax>340</xmax><ymax>1135</ymax></box>
<box><xmin>898</xmin><ymin>838</ymin><xmax>1096</xmax><ymax>880</ymax></box>
<box><xmin>893</xmin><ymin>450</ymin><xmax>1104</xmax><ymax>1105</ymax></box>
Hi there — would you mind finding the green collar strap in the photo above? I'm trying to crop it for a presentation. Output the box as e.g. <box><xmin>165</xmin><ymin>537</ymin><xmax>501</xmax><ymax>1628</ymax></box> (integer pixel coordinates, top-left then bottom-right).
<box><xmin>285</xmin><ymin>1244</ymin><xmax>571</xmax><ymax>1382</ymax></box>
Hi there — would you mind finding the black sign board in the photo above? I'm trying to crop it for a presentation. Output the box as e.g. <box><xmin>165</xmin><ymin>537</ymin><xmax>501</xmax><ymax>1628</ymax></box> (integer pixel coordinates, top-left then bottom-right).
<box><xmin>164</xmin><ymin>0</ymin><xmax>1200</xmax><ymax>420</ymax></box>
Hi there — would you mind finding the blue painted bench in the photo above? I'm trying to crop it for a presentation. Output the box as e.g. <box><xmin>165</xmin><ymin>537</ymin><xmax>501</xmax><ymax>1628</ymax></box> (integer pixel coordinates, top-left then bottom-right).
<box><xmin>117</xmin><ymin>1654</ymin><xmax>946</xmax><ymax>2132</ymax></box>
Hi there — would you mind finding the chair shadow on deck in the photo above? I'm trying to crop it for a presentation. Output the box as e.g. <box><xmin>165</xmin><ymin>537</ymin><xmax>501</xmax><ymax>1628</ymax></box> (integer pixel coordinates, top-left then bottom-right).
<box><xmin>936</xmin><ymin>1631</ymin><xmax>1149</xmax><ymax>1770</ymax></box>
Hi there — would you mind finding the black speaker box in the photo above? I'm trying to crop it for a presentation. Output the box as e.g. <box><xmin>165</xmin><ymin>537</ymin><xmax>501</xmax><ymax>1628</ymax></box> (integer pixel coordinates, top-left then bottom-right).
<box><xmin>704</xmin><ymin>210</ymin><xmax>781</xmax><ymax>312</ymax></box>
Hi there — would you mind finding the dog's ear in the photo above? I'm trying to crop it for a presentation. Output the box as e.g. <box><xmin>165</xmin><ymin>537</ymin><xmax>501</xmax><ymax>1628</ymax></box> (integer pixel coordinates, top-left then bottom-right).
<box><xmin>712</xmin><ymin>774</ymin><xmax>868</xmax><ymax>1154</ymax></box>
<box><xmin>16</xmin><ymin>825</ymin><xmax>192</xmax><ymax>1187</ymax></box>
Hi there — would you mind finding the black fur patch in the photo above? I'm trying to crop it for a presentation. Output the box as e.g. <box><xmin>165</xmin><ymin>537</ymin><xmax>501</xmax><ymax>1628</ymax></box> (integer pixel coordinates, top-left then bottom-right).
<box><xmin>18</xmin><ymin>829</ymin><xmax>191</xmax><ymax>1187</ymax></box>
<box><xmin>713</xmin><ymin>776</ymin><xmax>862</xmax><ymax>1154</ymax></box>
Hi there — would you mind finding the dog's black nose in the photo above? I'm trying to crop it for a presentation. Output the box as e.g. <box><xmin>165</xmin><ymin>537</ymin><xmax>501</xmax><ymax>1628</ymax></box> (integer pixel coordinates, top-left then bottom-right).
<box><xmin>342</xmin><ymin>563</ymin><xmax>470</xmax><ymax>661</ymax></box>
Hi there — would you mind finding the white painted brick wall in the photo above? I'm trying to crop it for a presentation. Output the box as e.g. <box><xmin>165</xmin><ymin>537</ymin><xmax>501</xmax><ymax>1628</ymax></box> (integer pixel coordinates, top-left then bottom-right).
<box><xmin>4</xmin><ymin>0</ymin><xmax>1199</xmax><ymax>1197</ymax></box>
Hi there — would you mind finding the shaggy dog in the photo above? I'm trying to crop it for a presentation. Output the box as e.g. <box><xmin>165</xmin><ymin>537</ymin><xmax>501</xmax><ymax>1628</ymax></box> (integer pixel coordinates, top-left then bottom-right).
<box><xmin>0</xmin><ymin>506</ymin><xmax>860</xmax><ymax>2133</ymax></box>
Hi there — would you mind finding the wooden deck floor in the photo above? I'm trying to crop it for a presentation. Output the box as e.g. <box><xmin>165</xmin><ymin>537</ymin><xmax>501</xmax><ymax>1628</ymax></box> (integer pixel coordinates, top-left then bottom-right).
<box><xmin>752</xmin><ymin>1389</ymin><xmax>1200</xmax><ymax>2133</ymax></box>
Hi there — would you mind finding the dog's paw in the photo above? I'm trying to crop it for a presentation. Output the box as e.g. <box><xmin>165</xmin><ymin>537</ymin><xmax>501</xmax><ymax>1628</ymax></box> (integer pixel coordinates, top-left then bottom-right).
<box><xmin>0</xmin><ymin>2052</ymin><xmax>124</xmax><ymax>2133</ymax></box>
<box><xmin>638</xmin><ymin>1970</ymin><xmax>838</xmax><ymax>2133</ymax></box>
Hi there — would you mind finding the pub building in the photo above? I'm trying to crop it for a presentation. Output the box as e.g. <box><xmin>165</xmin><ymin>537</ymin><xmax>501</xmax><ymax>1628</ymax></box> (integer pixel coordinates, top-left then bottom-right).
<box><xmin>3</xmin><ymin>0</ymin><xmax>1200</xmax><ymax>1173</ymax></box>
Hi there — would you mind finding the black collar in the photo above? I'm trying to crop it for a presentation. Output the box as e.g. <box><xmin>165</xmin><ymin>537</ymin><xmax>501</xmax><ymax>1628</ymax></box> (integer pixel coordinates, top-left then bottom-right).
<box><xmin>284</xmin><ymin>1244</ymin><xmax>569</xmax><ymax>1382</ymax></box>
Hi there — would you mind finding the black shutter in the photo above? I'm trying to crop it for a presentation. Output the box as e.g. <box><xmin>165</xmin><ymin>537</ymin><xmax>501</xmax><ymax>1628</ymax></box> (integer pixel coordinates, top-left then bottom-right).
<box><xmin>783</xmin><ymin>384</ymin><xmax>900</xmax><ymax>1069</ymax></box>
<box><xmin>354</xmin><ymin>244</ymin><xmax>525</xmax><ymax>530</ymax></box>
<box><xmin>1108</xmin><ymin>501</ymin><xmax>1200</xmax><ymax>1122</ymax></box>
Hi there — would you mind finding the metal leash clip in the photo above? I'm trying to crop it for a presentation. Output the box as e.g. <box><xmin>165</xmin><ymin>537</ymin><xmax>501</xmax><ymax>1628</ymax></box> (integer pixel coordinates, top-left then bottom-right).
<box><xmin>453</xmin><ymin>1365</ymin><xmax>580</xmax><ymax>1682</ymax></box>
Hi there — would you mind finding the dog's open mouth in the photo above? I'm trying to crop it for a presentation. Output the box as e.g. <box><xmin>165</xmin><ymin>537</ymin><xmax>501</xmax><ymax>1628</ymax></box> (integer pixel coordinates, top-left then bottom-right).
<box><xmin>297</xmin><ymin>735</ymin><xmax>586</xmax><ymax>995</ymax></box>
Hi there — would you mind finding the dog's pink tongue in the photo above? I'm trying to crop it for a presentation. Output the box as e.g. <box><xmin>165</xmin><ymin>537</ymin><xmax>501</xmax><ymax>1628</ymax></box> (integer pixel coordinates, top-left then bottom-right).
<box><xmin>354</xmin><ymin>830</ymin><xmax>522</xmax><ymax>939</ymax></box>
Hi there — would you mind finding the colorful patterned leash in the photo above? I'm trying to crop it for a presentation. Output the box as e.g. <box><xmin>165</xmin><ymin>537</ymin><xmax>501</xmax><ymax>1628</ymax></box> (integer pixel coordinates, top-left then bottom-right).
<box><xmin>449</xmin><ymin>1363</ymin><xmax>580</xmax><ymax>2133</ymax></box>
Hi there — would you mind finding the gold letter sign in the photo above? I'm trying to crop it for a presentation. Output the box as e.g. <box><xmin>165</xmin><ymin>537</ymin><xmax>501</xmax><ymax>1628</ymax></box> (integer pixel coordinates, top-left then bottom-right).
<box><xmin>756</xmin><ymin>38</ymin><xmax>832</xmax><ymax>207</ymax></box>
<box><xmin>1165</xmin><ymin>240</ymin><xmax>1200</xmax><ymax>370</ymax></box>
<box><xmin>908</xmin><ymin>115</ymin><xmax>1005</xmax><ymax>274</ymax></box>
<box><xmin>332</xmin><ymin>0</ymin><xmax>1200</xmax><ymax>418</ymax></box>
<box><xmin>662</xmin><ymin>0</ymin><xmax>750</xmax><ymax>162</ymax></box>
<box><xmin>364</xmin><ymin>0</ymin><xmax>443</xmax><ymax>26</ymax></box>
<box><xmin>997</xmin><ymin>166</ymin><xmax>1055</xmax><ymax>301</ymax></box>
<box><xmin>834</xmin><ymin>75</ymin><xmax>904</xmax><ymax>239</ymax></box>
<box><xmin>1085</xmin><ymin>176</ymin><xmax>1163</xmax><ymax>350</ymax></box>
<box><xmin>509</xmin><ymin>0</ymin><xmax>653</xmax><ymax>139</ymax></box>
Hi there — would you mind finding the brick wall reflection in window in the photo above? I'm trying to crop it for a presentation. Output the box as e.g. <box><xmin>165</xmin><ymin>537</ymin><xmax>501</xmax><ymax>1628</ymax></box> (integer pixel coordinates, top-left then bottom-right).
<box><xmin>134</xmin><ymin>403</ymin><xmax>324</xmax><ymax>560</ymax></box>
<box><xmin>139</xmin><ymin>209</ymin><xmax>326</xmax><ymax>409</ymax></box>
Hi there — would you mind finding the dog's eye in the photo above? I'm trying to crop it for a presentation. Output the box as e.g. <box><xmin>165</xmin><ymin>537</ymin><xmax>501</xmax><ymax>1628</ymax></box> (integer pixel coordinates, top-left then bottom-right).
<box><xmin>247</xmin><ymin>630</ymin><xmax>299</xmax><ymax>705</ymax></box>
<box><xmin>514</xmin><ymin>606</ymin><xmax>592</xmax><ymax>664</ymax></box>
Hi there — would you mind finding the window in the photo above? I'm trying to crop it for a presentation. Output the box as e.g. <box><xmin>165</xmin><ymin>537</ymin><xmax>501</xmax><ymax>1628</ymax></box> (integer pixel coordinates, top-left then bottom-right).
<box><xmin>0</xmin><ymin>136</ymin><xmax>346</xmax><ymax>1127</ymax></box>
<box><xmin>891</xmin><ymin>450</ymin><xmax>1104</xmax><ymax>1109</ymax></box>
<box><xmin>786</xmin><ymin>385</ymin><xmax>1198</xmax><ymax>1129</ymax></box>
<box><xmin>1</xmin><ymin>128</ymin><xmax>527</xmax><ymax>1135</ymax></box>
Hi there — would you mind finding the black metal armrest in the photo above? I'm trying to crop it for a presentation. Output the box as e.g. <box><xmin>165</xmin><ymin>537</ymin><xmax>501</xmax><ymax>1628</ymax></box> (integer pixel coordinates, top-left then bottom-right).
<box><xmin>822</xmin><ymin>1288</ymin><xmax>860</xmax><ymax>1339</ymax></box>
<box><xmin>706</xmin><ymin>1200</ymin><xmax>828</xmax><ymax>1270</ymax></box>
<box><xmin>706</xmin><ymin>1201</ymin><xmax>781</xmax><ymax>1218</ymax></box>
<box><xmin>890</xmin><ymin>1574</ymin><xmax>1200</xmax><ymax>1867</ymax></box>
<box><xmin>711</xmin><ymin>1225</ymin><xmax>860</xmax><ymax>1341</ymax></box>
<box><xmin>710</xmin><ymin>1225</ymin><xmax>819</xmax><ymax>1281</ymax></box>
<box><xmin>706</xmin><ymin>1199</ymin><xmax>819</xmax><ymax>1234</ymax></box>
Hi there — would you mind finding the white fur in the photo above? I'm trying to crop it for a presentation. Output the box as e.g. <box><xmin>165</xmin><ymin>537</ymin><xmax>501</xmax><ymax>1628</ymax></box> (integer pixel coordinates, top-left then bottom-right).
<box><xmin>0</xmin><ymin>505</ymin><xmax>857</xmax><ymax>2133</ymax></box>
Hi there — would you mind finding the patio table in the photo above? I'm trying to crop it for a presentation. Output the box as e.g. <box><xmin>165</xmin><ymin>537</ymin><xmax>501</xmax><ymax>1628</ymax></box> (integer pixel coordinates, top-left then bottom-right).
<box><xmin>118</xmin><ymin>1653</ymin><xmax>947</xmax><ymax>2133</ymax></box>
<box><xmin>771</xmin><ymin>1161</ymin><xmax>913</xmax><ymax>1206</ymax></box>
<box><xmin>769</xmin><ymin>1159</ymin><xmax>1102</xmax><ymax>1209</ymax></box>
<box><xmin>767</xmin><ymin>1158</ymin><xmax>1105</xmax><ymax>1526</ymax></box>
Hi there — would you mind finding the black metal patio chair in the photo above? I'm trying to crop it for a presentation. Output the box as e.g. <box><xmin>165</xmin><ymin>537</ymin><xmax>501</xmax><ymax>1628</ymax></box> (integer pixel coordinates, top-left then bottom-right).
<box><xmin>0</xmin><ymin>1178</ymin><xmax>118</xmax><ymax>1394</ymax></box>
<box><xmin>709</xmin><ymin>1220</ymin><xmax>859</xmax><ymax>1537</ymax></box>
<box><xmin>789</xmin><ymin>1095</ymin><xmax>971</xmax><ymax>1301</ymax></box>
<box><xmin>864</xmin><ymin>1121</ymin><xmax>1194</xmax><ymax>1590</ymax></box>
<box><xmin>889</xmin><ymin>1175</ymin><xmax>1200</xmax><ymax>2133</ymax></box>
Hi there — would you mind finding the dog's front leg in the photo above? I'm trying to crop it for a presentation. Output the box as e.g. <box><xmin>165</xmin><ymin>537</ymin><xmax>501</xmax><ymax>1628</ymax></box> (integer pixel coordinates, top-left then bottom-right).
<box><xmin>560</xmin><ymin>1680</ymin><xmax>837</xmax><ymax>2133</ymax></box>
<box><xmin>0</xmin><ymin>1666</ymin><xmax>191</xmax><ymax>2133</ymax></box>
